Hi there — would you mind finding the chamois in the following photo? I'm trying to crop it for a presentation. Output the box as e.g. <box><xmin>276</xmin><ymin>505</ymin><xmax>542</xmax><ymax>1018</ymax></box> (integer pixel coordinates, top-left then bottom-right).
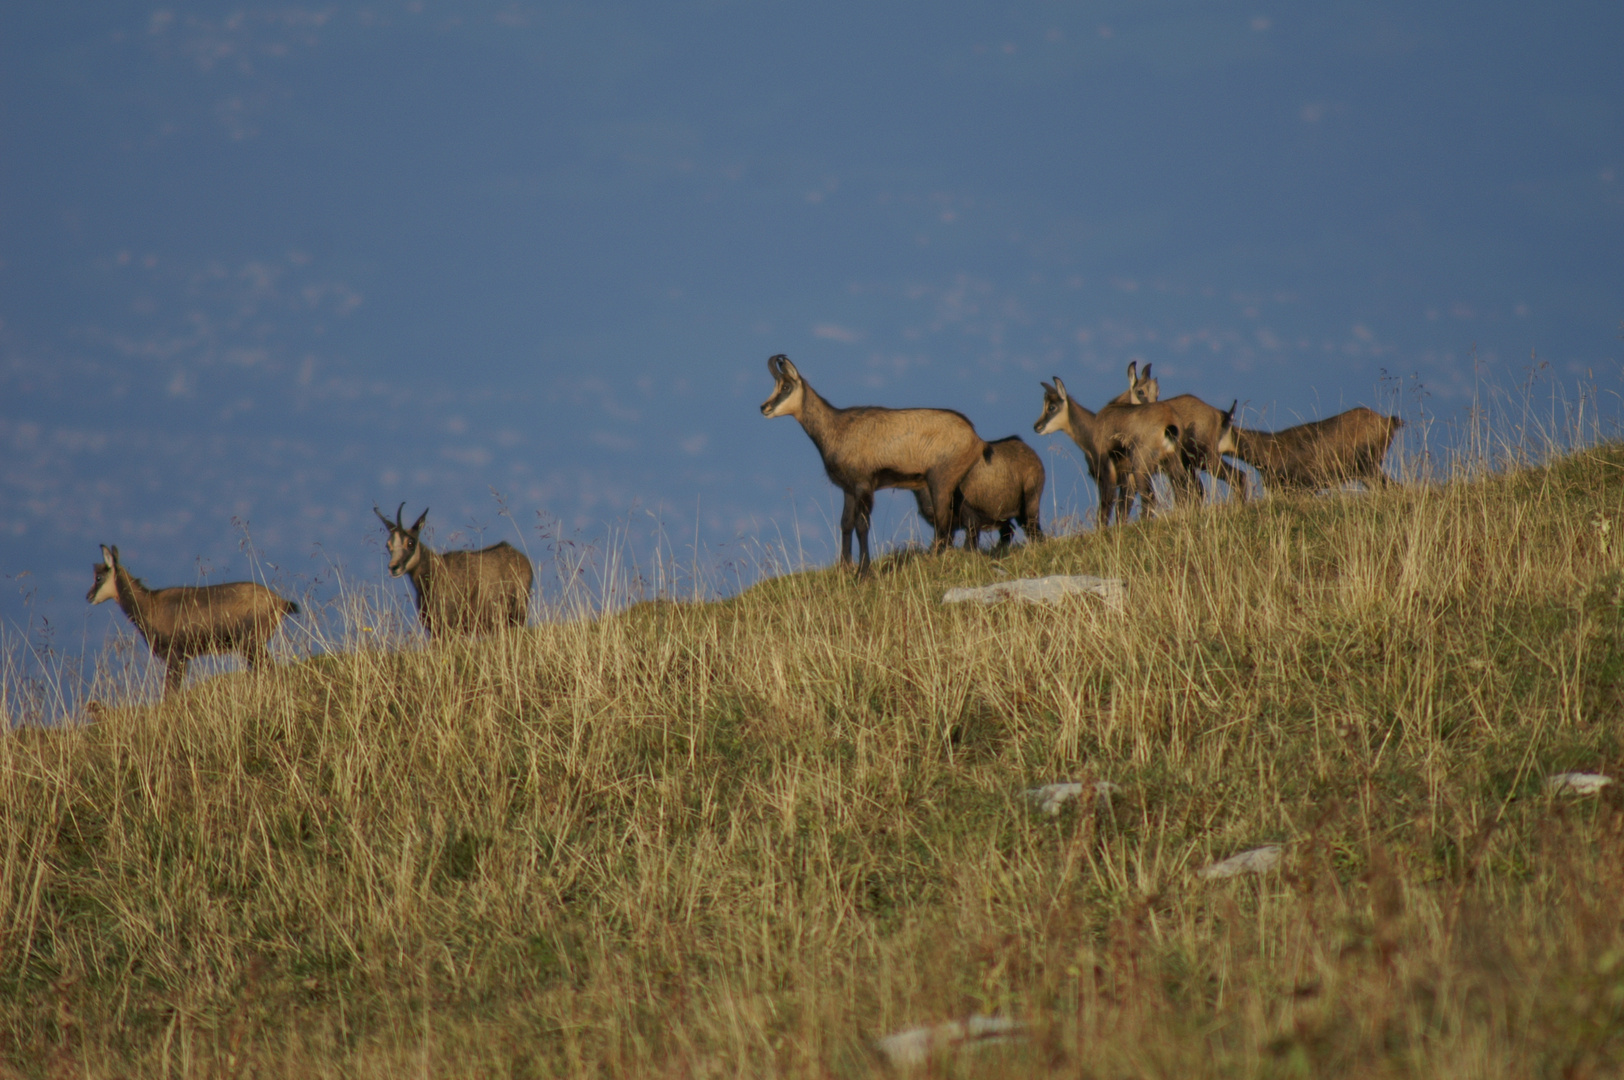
<box><xmin>1033</xmin><ymin>376</ymin><xmax>1187</xmax><ymax>525</ymax></box>
<box><xmin>1119</xmin><ymin>361</ymin><xmax>1159</xmax><ymax>405</ymax></box>
<box><xmin>1229</xmin><ymin>408</ymin><xmax>1402</xmax><ymax>493</ymax></box>
<box><xmin>760</xmin><ymin>353</ymin><xmax>990</xmax><ymax>573</ymax></box>
<box><xmin>376</xmin><ymin>504</ymin><xmax>533</xmax><ymax>637</ymax></box>
<box><xmin>912</xmin><ymin>435</ymin><xmax>1046</xmax><ymax>550</ymax></box>
<box><xmin>1120</xmin><ymin>361</ymin><xmax>1245</xmax><ymax>502</ymax></box>
<box><xmin>86</xmin><ymin>544</ymin><xmax>298</xmax><ymax>699</ymax></box>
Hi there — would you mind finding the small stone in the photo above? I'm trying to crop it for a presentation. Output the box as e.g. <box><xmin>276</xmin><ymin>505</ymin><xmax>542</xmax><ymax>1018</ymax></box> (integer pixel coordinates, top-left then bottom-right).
<box><xmin>1197</xmin><ymin>845</ymin><xmax>1283</xmax><ymax>880</ymax></box>
<box><xmin>1546</xmin><ymin>772</ymin><xmax>1613</xmax><ymax>795</ymax></box>
<box><xmin>875</xmin><ymin>1015</ymin><xmax>1025</xmax><ymax>1068</ymax></box>
<box><xmin>943</xmin><ymin>575</ymin><xmax>1127</xmax><ymax>610</ymax></box>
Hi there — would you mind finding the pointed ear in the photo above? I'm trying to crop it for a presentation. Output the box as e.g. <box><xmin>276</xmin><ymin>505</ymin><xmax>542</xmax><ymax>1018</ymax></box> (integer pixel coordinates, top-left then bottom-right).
<box><xmin>777</xmin><ymin>355</ymin><xmax>800</xmax><ymax>382</ymax></box>
<box><xmin>1225</xmin><ymin>400</ymin><xmax>1238</xmax><ymax>425</ymax></box>
<box><xmin>1141</xmin><ymin>363</ymin><xmax>1152</xmax><ymax>381</ymax></box>
<box><xmin>374</xmin><ymin>504</ymin><xmax>395</xmax><ymax>529</ymax></box>
<box><xmin>410</xmin><ymin>508</ymin><xmax>429</xmax><ymax>534</ymax></box>
<box><xmin>101</xmin><ymin>544</ymin><xmax>116</xmax><ymax>565</ymax></box>
<box><xmin>1052</xmin><ymin>376</ymin><xmax>1069</xmax><ymax>401</ymax></box>
<box><xmin>1040</xmin><ymin>380</ymin><xmax>1055</xmax><ymax>396</ymax></box>
<box><xmin>1125</xmin><ymin>360</ymin><xmax>1138</xmax><ymax>382</ymax></box>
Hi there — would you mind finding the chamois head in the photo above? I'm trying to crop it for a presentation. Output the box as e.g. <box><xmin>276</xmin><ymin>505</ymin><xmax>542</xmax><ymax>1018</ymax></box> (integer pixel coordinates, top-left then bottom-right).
<box><xmin>1126</xmin><ymin>361</ymin><xmax>1160</xmax><ymax>404</ymax></box>
<box><xmin>1034</xmin><ymin>377</ymin><xmax>1072</xmax><ymax>436</ymax></box>
<box><xmin>376</xmin><ymin>503</ymin><xmax>430</xmax><ymax>577</ymax></box>
<box><xmin>759</xmin><ymin>354</ymin><xmax>805</xmax><ymax>419</ymax></box>
<box><xmin>1217</xmin><ymin>400</ymin><xmax>1240</xmax><ymax>455</ymax></box>
<box><xmin>87</xmin><ymin>545</ymin><xmax>120</xmax><ymax>604</ymax></box>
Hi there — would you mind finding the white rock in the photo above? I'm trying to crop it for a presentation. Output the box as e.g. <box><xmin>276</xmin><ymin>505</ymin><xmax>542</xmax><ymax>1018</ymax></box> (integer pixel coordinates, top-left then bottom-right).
<box><xmin>1023</xmin><ymin>781</ymin><xmax>1125</xmax><ymax>816</ymax></box>
<box><xmin>875</xmin><ymin>1015</ymin><xmax>1025</xmax><ymax>1068</ymax></box>
<box><xmin>1197</xmin><ymin>844</ymin><xmax>1283</xmax><ymax>880</ymax></box>
<box><xmin>1546</xmin><ymin>772</ymin><xmax>1614</xmax><ymax>795</ymax></box>
<box><xmin>942</xmin><ymin>575</ymin><xmax>1127</xmax><ymax>611</ymax></box>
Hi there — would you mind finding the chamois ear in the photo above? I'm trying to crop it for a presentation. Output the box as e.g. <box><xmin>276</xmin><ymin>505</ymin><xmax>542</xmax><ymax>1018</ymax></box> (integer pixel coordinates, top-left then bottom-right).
<box><xmin>775</xmin><ymin>355</ymin><xmax>801</xmax><ymax>382</ymax></box>
<box><xmin>1141</xmin><ymin>363</ymin><xmax>1152</xmax><ymax>381</ymax></box>
<box><xmin>1125</xmin><ymin>360</ymin><xmax>1138</xmax><ymax>382</ymax></box>
<box><xmin>1224</xmin><ymin>400</ymin><xmax>1238</xmax><ymax>426</ymax></box>
<box><xmin>1040</xmin><ymin>380</ymin><xmax>1055</xmax><ymax>396</ymax></box>
<box><xmin>374</xmin><ymin>504</ymin><xmax>395</xmax><ymax>530</ymax></box>
<box><xmin>1052</xmin><ymin>376</ymin><xmax>1069</xmax><ymax>401</ymax></box>
<box><xmin>101</xmin><ymin>544</ymin><xmax>116</xmax><ymax>565</ymax></box>
<box><xmin>409</xmin><ymin>508</ymin><xmax>429</xmax><ymax>534</ymax></box>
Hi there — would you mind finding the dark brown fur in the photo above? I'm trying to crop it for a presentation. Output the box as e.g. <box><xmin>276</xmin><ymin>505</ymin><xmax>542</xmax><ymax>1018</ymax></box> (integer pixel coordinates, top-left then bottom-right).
<box><xmin>913</xmin><ymin>435</ymin><xmax>1045</xmax><ymax>549</ymax></box>
<box><xmin>1231</xmin><ymin>408</ymin><xmax>1403</xmax><ymax>492</ymax></box>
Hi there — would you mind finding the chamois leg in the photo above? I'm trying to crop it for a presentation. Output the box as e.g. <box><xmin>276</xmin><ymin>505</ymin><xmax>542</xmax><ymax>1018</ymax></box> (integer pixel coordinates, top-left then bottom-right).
<box><xmin>923</xmin><ymin>466</ymin><xmax>966</xmax><ymax>553</ymax></box>
<box><xmin>838</xmin><ymin>490</ymin><xmax>860</xmax><ymax>566</ymax></box>
<box><xmin>853</xmin><ymin>491</ymin><xmax>876</xmax><ymax>574</ymax></box>
<box><xmin>1022</xmin><ymin>488</ymin><xmax>1044</xmax><ymax>543</ymax></box>
<box><xmin>161</xmin><ymin>655</ymin><xmax>188</xmax><ymax>699</ymax></box>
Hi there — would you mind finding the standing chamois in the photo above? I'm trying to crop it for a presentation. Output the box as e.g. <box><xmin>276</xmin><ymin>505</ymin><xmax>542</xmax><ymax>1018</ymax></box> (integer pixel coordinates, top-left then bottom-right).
<box><xmin>1228</xmin><ymin>408</ymin><xmax>1403</xmax><ymax>493</ymax></box>
<box><xmin>760</xmin><ymin>354</ymin><xmax>990</xmax><ymax>573</ymax></box>
<box><xmin>1033</xmin><ymin>376</ymin><xmax>1189</xmax><ymax>525</ymax></box>
<box><xmin>376</xmin><ymin>504</ymin><xmax>533</xmax><ymax>637</ymax></box>
<box><xmin>1120</xmin><ymin>361</ymin><xmax>1246</xmax><ymax>503</ymax></box>
<box><xmin>87</xmin><ymin>544</ymin><xmax>299</xmax><ymax>699</ymax></box>
<box><xmin>912</xmin><ymin>435</ymin><xmax>1045</xmax><ymax>550</ymax></box>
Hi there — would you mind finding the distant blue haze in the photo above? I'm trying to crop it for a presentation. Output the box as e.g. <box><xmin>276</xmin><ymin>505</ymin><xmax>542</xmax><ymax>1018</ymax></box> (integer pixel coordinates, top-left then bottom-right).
<box><xmin>2</xmin><ymin>1</ymin><xmax>1620</xmax><ymax>684</ymax></box>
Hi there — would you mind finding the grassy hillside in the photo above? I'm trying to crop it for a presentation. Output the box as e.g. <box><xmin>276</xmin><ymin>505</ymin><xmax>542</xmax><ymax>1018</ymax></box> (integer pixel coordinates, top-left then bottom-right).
<box><xmin>5</xmin><ymin>445</ymin><xmax>1624</xmax><ymax>1077</ymax></box>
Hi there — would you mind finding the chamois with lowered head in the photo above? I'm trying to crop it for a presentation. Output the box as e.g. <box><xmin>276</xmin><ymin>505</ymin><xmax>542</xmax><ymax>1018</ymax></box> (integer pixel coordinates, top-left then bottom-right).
<box><xmin>87</xmin><ymin>544</ymin><xmax>299</xmax><ymax>699</ymax></box>
<box><xmin>760</xmin><ymin>353</ymin><xmax>990</xmax><ymax>573</ymax></box>
<box><xmin>376</xmin><ymin>504</ymin><xmax>533</xmax><ymax>637</ymax></box>
<box><xmin>1229</xmin><ymin>407</ymin><xmax>1402</xmax><ymax>493</ymax></box>
<box><xmin>912</xmin><ymin>435</ymin><xmax>1045</xmax><ymax>550</ymax></box>
<box><xmin>1033</xmin><ymin>376</ymin><xmax>1188</xmax><ymax>525</ymax></box>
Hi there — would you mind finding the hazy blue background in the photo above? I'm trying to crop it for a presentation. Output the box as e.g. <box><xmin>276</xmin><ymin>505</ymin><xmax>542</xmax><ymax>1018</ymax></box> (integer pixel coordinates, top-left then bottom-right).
<box><xmin>3</xmin><ymin>1</ymin><xmax>1621</xmax><ymax>679</ymax></box>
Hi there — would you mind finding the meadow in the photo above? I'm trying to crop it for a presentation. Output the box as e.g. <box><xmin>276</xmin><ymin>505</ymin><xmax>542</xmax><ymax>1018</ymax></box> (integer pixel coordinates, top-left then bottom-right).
<box><xmin>4</xmin><ymin>434</ymin><xmax>1624</xmax><ymax>1077</ymax></box>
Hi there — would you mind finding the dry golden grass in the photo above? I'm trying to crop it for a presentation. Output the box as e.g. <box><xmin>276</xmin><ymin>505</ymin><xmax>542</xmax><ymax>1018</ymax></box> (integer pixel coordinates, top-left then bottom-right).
<box><xmin>6</xmin><ymin>442</ymin><xmax>1624</xmax><ymax>1077</ymax></box>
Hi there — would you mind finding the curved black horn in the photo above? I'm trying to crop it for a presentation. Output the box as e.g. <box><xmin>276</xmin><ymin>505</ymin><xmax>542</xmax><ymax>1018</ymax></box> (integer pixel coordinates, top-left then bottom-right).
<box><xmin>767</xmin><ymin>354</ymin><xmax>786</xmax><ymax>377</ymax></box>
<box><xmin>395</xmin><ymin>502</ymin><xmax>406</xmax><ymax>529</ymax></box>
<box><xmin>374</xmin><ymin>504</ymin><xmax>395</xmax><ymax>529</ymax></box>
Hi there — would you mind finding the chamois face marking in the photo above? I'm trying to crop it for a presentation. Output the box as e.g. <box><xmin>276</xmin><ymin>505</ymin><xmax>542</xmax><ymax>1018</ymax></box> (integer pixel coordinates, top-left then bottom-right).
<box><xmin>87</xmin><ymin>546</ymin><xmax>118</xmax><ymax>604</ymax></box>
<box><xmin>1034</xmin><ymin>379</ymin><xmax>1070</xmax><ymax>436</ymax></box>
<box><xmin>1127</xmin><ymin>362</ymin><xmax>1160</xmax><ymax>404</ymax></box>
<box><xmin>377</xmin><ymin>503</ymin><xmax>428</xmax><ymax>577</ymax></box>
<box><xmin>759</xmin><ymin>354</ymin><xmax>804</xmax><ymax>419</ymax></box>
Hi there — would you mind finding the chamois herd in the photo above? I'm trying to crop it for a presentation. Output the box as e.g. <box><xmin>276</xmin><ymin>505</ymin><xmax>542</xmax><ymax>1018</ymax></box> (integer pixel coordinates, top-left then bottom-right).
<box><xmin>88</xmin><ymin>354</ymin><xmax>1400</xmax><ymax>697</ymax></box>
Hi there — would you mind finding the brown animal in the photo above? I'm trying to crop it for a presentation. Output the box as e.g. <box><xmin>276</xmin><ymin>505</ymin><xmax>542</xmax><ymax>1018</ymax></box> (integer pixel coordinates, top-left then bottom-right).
<box><xmin>912</xmin><ymin>435</ymin><xmax>1046</xmax><ymax>550</ymax></box>
<box><xmin>1119</xmin><ymin>361</ymin><xmax>1245</xmax><ymax>502</ymax></box>
<box><xmin>87</xmin><ymin>544</ymin><xmax>298</xmax><ymax>699</ymax></box>
<box><xmin>1229</xmin><ymin>408</ymin><xmax>1402</xmax><ymax>493</ymax></box>
<box><xmin>760</xmin><ymin>354</ymin><xmax>990</xmax><ymax>572</ymax></box>
<box><xmin>1032</xmin><ymin>376</ymin><xmax>1187</xmax><ymax>525</ymax></box>
<box><xmin>376</xmin><ymin>504</ymin><xmax>533</xmax><ymax>637</ymax></box>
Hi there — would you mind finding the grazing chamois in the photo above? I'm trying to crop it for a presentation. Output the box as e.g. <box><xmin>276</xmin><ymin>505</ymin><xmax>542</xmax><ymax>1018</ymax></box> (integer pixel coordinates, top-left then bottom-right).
<box><xmin>912</xmin><ymin>435</ymin><xmax>1046</xmax><ymax>550</ymax></box>
<box><xmin>760</xmin><ymin>353</ymin><xmax>990</xmax><ymax>573</ymax></box>
<box><xmin>1033</xmin><ymin>376</ymin><xmax>1188</xmax><ymax>525</ymax></box>
<box><xmin>87</xmin><ymin>544</ymin><xmax>298</xmax><ymax>699</ymax></box>
<box><xmin>1229</xmin><ymin>408</ymin><xmax>1402</xmax><ymax>493</ymax></box>
<box><xmin>376</xmin><ymin>504</ymin><xmax>533</xmax><ymax>637</ymax></box>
